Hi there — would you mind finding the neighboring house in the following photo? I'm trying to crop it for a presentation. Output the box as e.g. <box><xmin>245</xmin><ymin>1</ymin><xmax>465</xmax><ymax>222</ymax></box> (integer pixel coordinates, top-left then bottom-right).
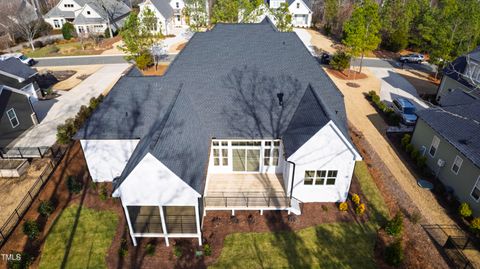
<box><xmin>138</xmin><ymin>0</ymin><xmax>208</xmax><ymax>35</ymax></box>
<box><xmin>74</xmin><ymin>0</ymin><xmax>131</xmax><ymax>36</ymax></box>
<box><xmin>44</xmin><ymin>0</ymin><xmax>87</xmax><ymax>29</ymax></box>
<box><xmin>44</xmin><ymin>0</ymin><xmax>131</xmax><ymax>36</ymax></box>
<box><xmin>138</xmin><ymin>0</ymin><xmax>175</xmax><ymax>35</ymax></box>
<box><xmin>0</xmin><ymin>57</ymin><xmax>41</xmax><ymax>100</ymax></box>
<box><xmin>75</xmin><ymin>19</ymin><xmax>361</xmax><ymax>246</ymax></box>
<box><xmin>268</xmin><ymin>0</ymin><xmax>312</xmax><ymax>27</ymax></box>
<box><xmin>0</xmin><ymin>86</ymin><xmax>39</xmax><ymax>148</ymax></box>
<box><xmin>411</xmin><ymin>100</ymin><xmax>480</xmax><ymax>215</ymax></box>
<box><xmin>436</xmin><ymin>47</ymin><xmax>480</xmax><ymax>106</ymax></box>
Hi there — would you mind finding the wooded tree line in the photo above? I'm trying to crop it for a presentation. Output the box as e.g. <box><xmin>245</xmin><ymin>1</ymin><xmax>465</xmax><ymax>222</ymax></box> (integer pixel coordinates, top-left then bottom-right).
<box><xmin>316</xmin><ymin>0</ymin><xmax>480</xmax><ymax>67</ymax></box>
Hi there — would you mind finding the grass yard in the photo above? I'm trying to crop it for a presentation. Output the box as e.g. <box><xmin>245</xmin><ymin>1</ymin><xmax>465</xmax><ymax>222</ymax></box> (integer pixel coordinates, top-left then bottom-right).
<box><xmin>24</xmin><ymin>41</ymin><xmax>104</xmax><ymax>58</ymax></box>
<box><xmin>210</xmin><ymin>161</ymin><xmax>389</xmax><ymax>269</ymax></box>
<box><xmin>39</xmin><ymin>205</ymin><xmax>118</xmax><ymax>269</ymax></box>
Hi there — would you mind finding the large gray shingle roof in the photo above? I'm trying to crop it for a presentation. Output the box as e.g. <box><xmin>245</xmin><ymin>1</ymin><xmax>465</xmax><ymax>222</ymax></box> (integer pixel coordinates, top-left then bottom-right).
<box><xmin>417</xmin><ymin>102</ymin><xmax>480</xmax><ymax>168</ymax></box>
<box><xmin>77</xmin><ymin>19</ymin><xmax>349</xmax><ymax>193</ymax></box>
<box><xmin>0</xmin><ymin>58</ymin><xmax>37</xmax><ymax>81</ymax></box>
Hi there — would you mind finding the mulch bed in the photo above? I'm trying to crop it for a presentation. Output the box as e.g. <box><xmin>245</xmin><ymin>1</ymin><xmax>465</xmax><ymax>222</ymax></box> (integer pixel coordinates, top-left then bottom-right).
<box><xmin>108</xmin><ymin>175</ymin><xmax>370</xmax><ymax>269</ymax></box>
<box><xmin>349</xmin><ymin>125</ymin><xmax>450</xmax><ymax>269</ymax></box>
<box><xmin>0</xmin><ymin>142</ymin><xmax>123</xmax><ymax>269</ymax></box>
<box><xmin>0</xmin><ymin>141</ymin><xmax>374</xmax><ymax>269</ymax></box>
<box><xmin>326</xmin><ymin>69</ymin><xmax>368</xmax><ymax>80</ymax></box>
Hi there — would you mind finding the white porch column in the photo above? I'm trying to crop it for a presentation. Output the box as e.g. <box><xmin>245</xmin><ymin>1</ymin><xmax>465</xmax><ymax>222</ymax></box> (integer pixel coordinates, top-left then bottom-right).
<box><xmin>159</xmin><ymin>205</ymin><xmax>170</xmax><ymax>246</ymax></box>
<box><xmin>195</xmin><ymin>203</ymin><xmax>202</xmax><ymax>246</ymax></box>
<box><xmin>122</xmin><ymin>205</ymin><xmax>137</xmax><ymax>246</ymax></box>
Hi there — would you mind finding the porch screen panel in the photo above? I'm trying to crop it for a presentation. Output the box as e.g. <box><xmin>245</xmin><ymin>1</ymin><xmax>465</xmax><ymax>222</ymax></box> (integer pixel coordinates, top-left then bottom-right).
<box><xmin>233</xmin><ymin>149</ymin><xmax>246</xmax><ymax>171</ymax></box>
<box><xmin>127</xmin><ymin>206</ymin><xmax>163</xmax><ymax>234</ymax></box>
<box><xmin>163</xmin><ymin>206</ymin><xmax>197</xmax><ymax>234</ymax></box>
<box><xmin>246</xmin><ymin>149</ymin><xmax>260</xmax><ymax>171</ymax></box>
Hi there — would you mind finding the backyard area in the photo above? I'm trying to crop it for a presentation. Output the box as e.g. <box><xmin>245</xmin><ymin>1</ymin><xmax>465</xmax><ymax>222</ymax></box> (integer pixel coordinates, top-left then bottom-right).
<box><xmin>209</xmin><ymin>161</ymin><xmax>388</xmax><ymax>269</ymax></box>
<box><xmin>39</xmin><ymin>205</ymin><xmax>118</xmax><ymax>269</ymax></box>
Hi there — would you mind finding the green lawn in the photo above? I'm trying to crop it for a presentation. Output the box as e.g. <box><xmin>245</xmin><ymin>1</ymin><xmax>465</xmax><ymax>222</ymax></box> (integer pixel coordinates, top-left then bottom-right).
<box><xmin>210</xmin><ymin>161</ymin><xmax>389</xmax><ymax>269</ymax></box>
<box><xmin>24</xmin><ymin>42</ymin><xmax>102</xmax><ymax>58</ymax></box>
<box><xmin>39</xmin><ymin>205</ymin><xmax>118</xmax><ymax>269</ymax></box>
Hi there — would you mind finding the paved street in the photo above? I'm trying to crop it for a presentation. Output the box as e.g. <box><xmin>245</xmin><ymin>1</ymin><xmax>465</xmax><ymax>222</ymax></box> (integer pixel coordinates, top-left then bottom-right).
<box><xmin>34</xmin><ymin>53</ymin><xmax>176</xmax><ymax>67</ymax></box>
<box><xmin>10</xmin><ymin>64</ymin><xmax>130</xmax><ymax>148</ymax></box>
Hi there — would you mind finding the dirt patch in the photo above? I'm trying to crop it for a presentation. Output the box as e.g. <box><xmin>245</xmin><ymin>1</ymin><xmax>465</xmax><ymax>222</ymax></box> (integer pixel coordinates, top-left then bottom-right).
<box><xmin>0</xmin><ymin>159</ymin><xmax>51</xmax><ymax>227</ymax></box>
<box><xmin>37</xmin><ymin>65</ymin><xmax>103</xmax><ymax>91</ymax></box>
<box><xmin>36</xmin><ymin>70</ymin><xmax>76</xmax><ymax>89</ymax></box>
<box><xmin>176</xmin><ymin>43</ymin><xmax>186</xmax><ymax>51</ymax></box>
<box><xmin>326</xmin><ymin>68</ymin><xmax>368</xmax><ymax>80</ymax></box>
<box><xmin>141</xmin><ymin>65</ymin><xmax>169</xmax><ymax>76</ymax></box>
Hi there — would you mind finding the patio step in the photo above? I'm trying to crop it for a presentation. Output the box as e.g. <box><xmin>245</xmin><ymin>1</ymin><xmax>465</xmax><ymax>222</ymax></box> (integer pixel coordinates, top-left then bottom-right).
<box><xmin>289</xmin><ymin>198</ymin><xmax>302</xmax><ymax>215</ymax></box>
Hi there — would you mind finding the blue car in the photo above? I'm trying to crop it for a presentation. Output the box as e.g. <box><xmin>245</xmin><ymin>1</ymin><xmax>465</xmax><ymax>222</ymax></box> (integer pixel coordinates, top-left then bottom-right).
<box><xmin>392</xmin><ymin>98</ymin><xmax>417</xmax><ymax>125</ymax></box>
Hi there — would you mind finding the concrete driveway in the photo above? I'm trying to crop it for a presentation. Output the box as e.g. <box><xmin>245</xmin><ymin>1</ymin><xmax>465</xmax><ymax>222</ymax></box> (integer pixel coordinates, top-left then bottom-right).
<box><xmin>366</xmin><ymin>62</ymin><xmax>430</xmax><ymax>110</ymax></box>
<box><xmin>10</xmin><ymin>63</ymin><xmax>130</xmax><ymax>148</ymax></box>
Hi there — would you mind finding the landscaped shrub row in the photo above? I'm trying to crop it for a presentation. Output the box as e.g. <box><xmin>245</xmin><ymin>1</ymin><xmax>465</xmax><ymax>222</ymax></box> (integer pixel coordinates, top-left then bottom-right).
<box><xmin>367</xmin><ymin>91</ymin><xmax>401</xmax><ymax>126</ymax></box>
<box><xmin>400</xmin><ymin>134</ymin><xmax>427</xmax><ymax>170</ymax></box>
<box><xmin>337</xmin><ymin>193</ymin><xmax>366</xmax><ymax>215</ymax></box>
<box><xmin>57</xmin><ymin>95</ymin><xmax>104</xmax><ymax>144</ymax></box>
<box><xmin>457</xmin><ymin>202</ymin><xmax>480</xmax><ymax>233</ymax></box>
<box><xmin>384</xmin><ymin>212</ymin><xmax>404</xmax><ymax>267</ymax></box>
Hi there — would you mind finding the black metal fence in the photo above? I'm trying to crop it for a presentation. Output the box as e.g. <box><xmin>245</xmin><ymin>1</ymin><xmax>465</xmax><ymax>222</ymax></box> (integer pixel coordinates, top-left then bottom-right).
<box><xmin>0</xmin><ymin>146</ymin><xmax>66</xmax><ymax>248</ymax></box>
<box><xmin>423</xmin><ymin>224</ymin><xmax>477</xmax><ymax>269</ymax></box>
<box><xmin>0</xmin><ymin>146</ymin><xmax>52</xmax><ymax>159</ymax></box>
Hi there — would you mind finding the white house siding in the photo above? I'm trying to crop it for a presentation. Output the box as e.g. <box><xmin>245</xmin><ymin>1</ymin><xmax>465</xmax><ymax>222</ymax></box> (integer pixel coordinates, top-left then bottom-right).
<box><xmin>139</xmin><ymin>1</ymin><xmax>174</xmax><ymax>35</ymax></box>
<box><xmin>45</xmin><ymin>0</ymin><xmax>82</xmax><ymax>29</ymax></box>
<box><xmin>288</xmin><ymin>0</ymin><xmax>312</xmax><ymax>27</ymax></box>
<box><xmin>170</xmin><ymin>0</ymin><xmax>186</xmax><ymax>26</ymax></box>
<box><xmin>287</xmin><ymin>121</ymin><xmax>361</xmax><ymax>203</ymax></box>
<box><xmin>80</xmin><ymin>139</ymin><xmax>139</xmax><ymax>182</ymax></box>
<box><xmin>112</xmin><ymin>153</ymin><xmax>202</xmax><ymax>246</ymax></box>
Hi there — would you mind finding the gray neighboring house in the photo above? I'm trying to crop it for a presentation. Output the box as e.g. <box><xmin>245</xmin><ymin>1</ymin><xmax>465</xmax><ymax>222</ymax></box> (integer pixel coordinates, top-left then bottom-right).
<box><xmin>0</xmin><ymin>86</ymin><xmax>38</xmax><ymax>148</ymax></box>
<box><xmin>436</xmin><ymin>47</ymin><xmax>480</xmax><ymax>106</ymax></box>
<box><xmin>411</xmin><ymin>100</ymin><xmax>480</xmax><ymax>215</ymax></box>
<box><xmin>0</xmin><ymin>57</ymin><xmax>41</xmax><ymax>99</ymax></box>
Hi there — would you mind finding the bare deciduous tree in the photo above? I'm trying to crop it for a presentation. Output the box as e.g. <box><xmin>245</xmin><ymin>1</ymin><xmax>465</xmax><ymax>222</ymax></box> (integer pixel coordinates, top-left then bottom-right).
<box><xmin>2</xmin><ymin>0</ymin><xmax>42</xmax><ymax>50</ymax></box>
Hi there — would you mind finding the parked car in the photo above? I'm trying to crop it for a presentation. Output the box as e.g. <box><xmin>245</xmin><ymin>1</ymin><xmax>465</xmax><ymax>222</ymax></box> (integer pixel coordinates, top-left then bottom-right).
<box><xmin>0</xmin><ymin>53</ymin><xmax>35</xmax><ymax>66</ymax></box>
<box><xmin>392</xmin><ymin>97</ymin><xmax>417</xmax><ymax>125</ymax></box>
<box><xmin>399</xmin><ymin>53</ymin><xmax>424</xmax><ymax>64</ymax></box>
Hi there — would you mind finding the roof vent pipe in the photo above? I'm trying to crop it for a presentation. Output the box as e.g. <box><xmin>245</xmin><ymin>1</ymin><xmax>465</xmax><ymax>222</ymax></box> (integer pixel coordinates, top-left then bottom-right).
<box><xmin>277</xmin><ymin>93</ymin><xmax>284</xmax><ymax>106</ymax></box>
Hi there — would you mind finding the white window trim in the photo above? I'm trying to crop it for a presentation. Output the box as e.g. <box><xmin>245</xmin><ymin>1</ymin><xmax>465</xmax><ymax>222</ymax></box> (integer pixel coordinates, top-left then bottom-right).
<box><xmin>429</xmin><ymin>136</ymin><xmax>440</xmax><ymax>157</ymax></box>
<box><xmin>451</xmin><ymin>155</ymin><xmax>463</xmax><ymax>175</ymax></box>
<box><xmin>304</xmin><ymin>170</ymin><xmax>338</xmax><ymax>186</ymax></box>
<box><xmin>470</xmin><ymin>176</ymin><xmax>480</xmax><ymax>203</ymax></box>
<box><xmin>6</xmin><ymin>108</ymin><xmax>19</xmax><ymax>128</ymax></box>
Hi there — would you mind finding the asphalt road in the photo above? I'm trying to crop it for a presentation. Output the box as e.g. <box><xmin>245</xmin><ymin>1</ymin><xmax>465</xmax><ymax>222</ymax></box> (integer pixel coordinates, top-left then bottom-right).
<box><xmin>352</xmin><ymin>57</ymin><xmax>437</xmax><ymax>73</ymax></box>
<box><xmin>35</xmin><ymin>54</ymin><xmax>176</xmax><ymax>67</ymax></box>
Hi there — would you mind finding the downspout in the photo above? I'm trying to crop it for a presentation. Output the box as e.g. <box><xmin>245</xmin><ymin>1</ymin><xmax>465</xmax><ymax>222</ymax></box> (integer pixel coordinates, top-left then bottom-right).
<box><xmin>287</xmin><ymin>160</ymin><xmax>296</xmax><ymax>199</ymax></box>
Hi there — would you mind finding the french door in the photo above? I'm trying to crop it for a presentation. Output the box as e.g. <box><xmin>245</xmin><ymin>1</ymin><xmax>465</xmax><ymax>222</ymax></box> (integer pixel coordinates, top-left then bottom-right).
<box><xmin>232</xmin><ymin>148</ymin><xmax>260</xmax><ymax>172</ymax></box>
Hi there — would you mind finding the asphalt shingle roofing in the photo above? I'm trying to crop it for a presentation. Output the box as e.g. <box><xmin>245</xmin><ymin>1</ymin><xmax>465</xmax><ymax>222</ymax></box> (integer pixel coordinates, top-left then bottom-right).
<box><xmin>443</xmin><ymin>46</ymin><xmax>480</xmax><ymax>90</ymax></box>
<box><xmin>417</xmin><ymin>101</ymin><xmax>480</xmax><ymax>168</ymax></box>
<box><xmin>76</xmin><ymin>19</ymin><xmax>349</xmax><ymax>193</ymax></box>
<box><xmin>148</xmin><ymin>0</ymin><xmax>174</xmax><ymax>19</ymax></box>
<box><xmin>0</xmin><ymin>58</ymin><xmax>37</xmax><ymax>81</ymax></box>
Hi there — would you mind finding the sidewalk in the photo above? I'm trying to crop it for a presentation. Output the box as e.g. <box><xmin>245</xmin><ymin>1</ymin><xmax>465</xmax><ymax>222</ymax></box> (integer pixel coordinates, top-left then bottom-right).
<box><xmin>10</xmin><ymin>63</ymin><xmax>130</xmax><ymax>148</ymax></box>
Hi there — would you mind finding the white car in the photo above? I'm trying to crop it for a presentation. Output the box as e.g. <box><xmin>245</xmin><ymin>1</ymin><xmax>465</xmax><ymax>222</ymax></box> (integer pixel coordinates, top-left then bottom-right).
<box><xmin>399</xmin><ymin>53</ymin><xmax>424</xmax><ymax>64</ymax></box>
<box><xmin>0</xmin><ymin>53</ymin><xmax>35</xmax><ymax>66</ymax></box>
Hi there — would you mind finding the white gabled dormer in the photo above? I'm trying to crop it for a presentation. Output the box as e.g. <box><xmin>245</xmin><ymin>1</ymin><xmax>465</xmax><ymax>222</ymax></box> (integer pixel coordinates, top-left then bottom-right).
<box><xmin>57</xmin><ymin>0</ymin><xmax>83</xmax><ymax>12</ymax></box>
